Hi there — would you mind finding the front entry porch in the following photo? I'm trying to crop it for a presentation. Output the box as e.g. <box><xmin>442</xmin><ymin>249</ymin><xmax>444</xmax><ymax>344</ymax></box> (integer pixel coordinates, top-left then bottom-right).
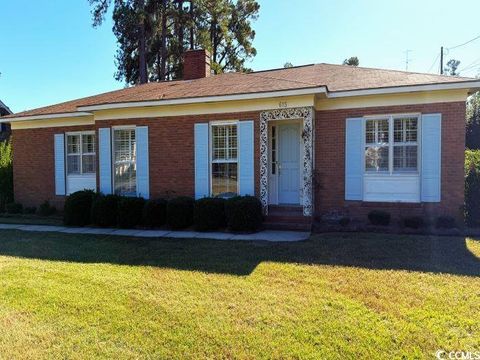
<box><xmin>260</xmin><ymin>107</ymin><xmax>314</xmax><ymax>217</ymax></box>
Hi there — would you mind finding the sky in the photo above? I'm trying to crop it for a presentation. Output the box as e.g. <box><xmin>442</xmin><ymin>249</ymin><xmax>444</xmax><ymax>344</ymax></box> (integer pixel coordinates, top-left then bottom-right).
<box><xmin>1</xmin><ymin>0</ymin><xmax>480</xmax><ymax>113</ymax></box>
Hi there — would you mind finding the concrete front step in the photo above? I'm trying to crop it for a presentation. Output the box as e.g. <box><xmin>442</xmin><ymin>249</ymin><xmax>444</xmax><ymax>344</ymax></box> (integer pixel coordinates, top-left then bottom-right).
<box><xmin>268</xmin><ymin>205</ymin><xmax>303</xmax><ymax>213</ymax></box>
<box><xmin>265</xmin><ymin>215</ymin><xmax>311</xmax><ymax>224</ymax></box>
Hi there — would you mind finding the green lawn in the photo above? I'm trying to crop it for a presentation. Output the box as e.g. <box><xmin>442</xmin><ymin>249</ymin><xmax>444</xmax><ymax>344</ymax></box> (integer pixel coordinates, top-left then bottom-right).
<box><xmin>0</xmin><ymin>230</ymin><xmax>478</xmax><ymax>359</ymax></box>
<box><xmin>0</xmin><ymin>214</ymin><xmax>63</xmax><ymax>226</ymax></box>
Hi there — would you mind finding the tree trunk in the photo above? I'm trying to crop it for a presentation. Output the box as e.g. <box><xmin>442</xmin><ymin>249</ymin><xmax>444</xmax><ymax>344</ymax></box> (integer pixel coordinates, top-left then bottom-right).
<box><xmin>160</xmin><ymin>0</ymin><xmax>168</xmax><ymax>81</ymax></box>
<box><xmin>210</xmin><ymin>18</ymin><xmax>217</xmax><ymax>66</ymax></box>
<box><xmin>137</xmin><ymin>0</ymin><xmax>148</xmax><ymax>84</ymax></box>
<box><xmin>178</xmin><ymin>0</ymin><xmax>184</xmax><ymax>52</ymax></box>
<box><xmin>189</xmin><ymin>0</ymin><xmax>194</xmax><ymax>49</ymax></box>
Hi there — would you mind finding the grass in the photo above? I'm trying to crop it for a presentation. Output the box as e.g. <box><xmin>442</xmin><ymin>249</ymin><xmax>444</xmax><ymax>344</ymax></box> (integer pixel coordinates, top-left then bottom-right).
<box><xmin>0</xmin><ymin>230</ymin><xmax>478</xmax><ymax>359</ymax></box>
<box><xmin>0</xmin><ymin>214</ymin><xmax>63</xmax><ymax>226</ymax></box>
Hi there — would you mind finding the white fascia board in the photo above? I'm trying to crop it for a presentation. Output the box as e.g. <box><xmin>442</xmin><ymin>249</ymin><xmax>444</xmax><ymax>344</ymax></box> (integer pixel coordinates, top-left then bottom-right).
<box><xmin>77</xmin><ymin>87</ymin><xmax>328</xmax><ymax>111</ymax></box>
<box><xmin>1</xmin><ymin>111</ymin><xmax>92</xmax><ymax>123</ymax></box>
<box><xmin>328</xmin><ymin>80</ymin><xmax>480</xmax><ymax>98</ymax></box>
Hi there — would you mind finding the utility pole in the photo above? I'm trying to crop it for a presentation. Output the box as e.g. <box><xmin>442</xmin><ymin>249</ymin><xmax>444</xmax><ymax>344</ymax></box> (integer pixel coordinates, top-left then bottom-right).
<box><xmin>440</xmin><ymin>46</ymin><xmax>444</xmax><ymax>74</ymax></box>
<box><xmin>404</xmin><ymin>50</ymin><xmax>412</xmax><ymax>71</ymax></box>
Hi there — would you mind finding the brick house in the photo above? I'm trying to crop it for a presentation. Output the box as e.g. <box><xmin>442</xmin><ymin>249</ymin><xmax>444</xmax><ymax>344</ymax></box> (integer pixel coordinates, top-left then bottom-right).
<box><xmin>2</xmin><ymin>50</ymin><xmax>480</xmax><ymax>227</ymax></box>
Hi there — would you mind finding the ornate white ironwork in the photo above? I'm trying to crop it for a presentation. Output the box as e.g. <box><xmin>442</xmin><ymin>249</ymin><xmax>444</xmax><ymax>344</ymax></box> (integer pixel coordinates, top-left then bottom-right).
<box><xmin>259</xmin><ymin>107</ymin><xmax>314</xmax><ymax>216</ymax></box>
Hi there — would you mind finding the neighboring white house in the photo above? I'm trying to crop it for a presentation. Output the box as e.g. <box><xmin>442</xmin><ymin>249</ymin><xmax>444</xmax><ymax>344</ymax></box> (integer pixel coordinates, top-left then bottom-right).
<box><xmin>0</xmin><ymin>100</ymin><xmax>12</xmax><ymax>140</ymax></box>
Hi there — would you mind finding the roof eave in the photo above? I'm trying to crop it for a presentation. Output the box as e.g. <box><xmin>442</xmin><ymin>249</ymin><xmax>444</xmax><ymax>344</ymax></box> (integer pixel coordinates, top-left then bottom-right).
<box><xmin>327</xmin><ymin>80</ymin><xmax>480</xmax><ymax>98</ymax></box>
<box><xmin>76</xmin><ymin>86</ymin><xmax>328</xmax><ymax>112</ymax></box>
<box><xmin>0</xmin><ymin>111</ymin><xmax>92</xmax><ymax>123</ymax></box>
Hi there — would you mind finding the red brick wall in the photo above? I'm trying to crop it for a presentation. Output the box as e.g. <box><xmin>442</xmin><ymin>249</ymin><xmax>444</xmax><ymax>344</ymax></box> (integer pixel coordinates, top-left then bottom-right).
<box><xmin>95</xmin><ymin>112</ymin><xmax>260</xmax><ymax>200</ymax></box>
<box><xmin>12</xmin><ymin>101</ymin><xmax>465</xmax><ymax>222</ymax></box>
<box><xmin>12</xmin><ymin>125</ymin><xmax>95</xmax><ymax>209</ymax></box>
<box><xmin>315</xmin><ymin>101</ymin><xmax>466</xmax><ymax>221</ymax></box>
<box><xmin>12</xmin><ymin>113</ymin><xmax>260</xmax><ymax>209</ymax></box>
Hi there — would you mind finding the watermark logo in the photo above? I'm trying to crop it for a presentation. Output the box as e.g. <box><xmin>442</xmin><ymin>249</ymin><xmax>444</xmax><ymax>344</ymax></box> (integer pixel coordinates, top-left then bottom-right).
<box><xmin>436</xmin><ymin>350</ymin><xmax>480</xmax><ymax>360</ymax></box>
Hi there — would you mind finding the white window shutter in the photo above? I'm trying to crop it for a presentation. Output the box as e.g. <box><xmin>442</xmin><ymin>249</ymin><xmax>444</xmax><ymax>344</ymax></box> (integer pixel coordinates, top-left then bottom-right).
<box><xmin>99</xmin><ymin>128</ymin><xmax>112</xmax><ymax>194</ymax></box>
<box><xmin>421</xmin><ymin>113</ymin><xmax>442</xmax><ymax>202</ymax></box>
<box><xmin>194</xmin><ymin>123</ymin><xmax>209</xmax><ymax>199</ymax></box>
<box><xmin>345</xmin><ymin>118</ymin><xmax>363</xmax><ymax>200</ymax></box>
<box><xmin>239</xmin><ymin>120</ymin><xmax>254</xmax><ymax>196</ymax></box>
<box><xmin>54</xmin><ymin>134</ymin><xmax>66</xmax><ymax>196</ymax></box>
<box><xmin>136</xmin><ymin>126</ymin><xmax>150</xmax><ymax>199</ymax></box>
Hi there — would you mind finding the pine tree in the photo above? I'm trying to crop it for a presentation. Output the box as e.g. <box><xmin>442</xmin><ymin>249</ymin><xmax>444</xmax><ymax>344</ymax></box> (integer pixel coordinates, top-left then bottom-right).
<box><xmin>89</xmin><ymin>0</ymin><xmax>260</xmax><ymax>84</ymax></box>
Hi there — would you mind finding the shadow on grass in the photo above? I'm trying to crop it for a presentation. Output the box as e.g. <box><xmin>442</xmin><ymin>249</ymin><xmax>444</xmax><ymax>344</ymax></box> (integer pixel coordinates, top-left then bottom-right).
<box><xmin>0</xmin><ymin>230</ymin><xmax>478</xmax><ymax>277</ymax></box>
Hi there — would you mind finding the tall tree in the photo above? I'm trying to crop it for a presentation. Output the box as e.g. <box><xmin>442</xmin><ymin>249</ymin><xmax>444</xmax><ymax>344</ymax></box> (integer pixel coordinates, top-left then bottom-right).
<box><xmin>196</xmin><ymin>0</ymin><xmax>259</xmax><ymax>73</ymax></box>
<box><xmin>90</xmin><ymin>0</ymin><xmax>259</xmax><ymax>84</ymax></box>
<box><xmin>343</xmin><ymin>56</ymin><xmax>359</xmax><ymax>66</ymax></box>
<box><xmin>90</xmin><ymin>0</ymin><xmax>150</xmax><ymax>84</ymax></box>
<box><xmin>444</xmin><ymin>59</ymin><xmax>461</xmax><ymax>76</ymax></box>
<box><xmin>467</xmin><ymin>92</ymin><xmax>480</xmax><ymax>149</ymax></box>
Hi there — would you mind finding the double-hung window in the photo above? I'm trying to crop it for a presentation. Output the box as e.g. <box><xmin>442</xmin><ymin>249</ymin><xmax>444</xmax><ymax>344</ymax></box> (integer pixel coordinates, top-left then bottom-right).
<box><xmin>211</xmin><ymin>123</ymin><xmax>238</xmax><ymax>197</ymax></box>
<box><xmin>365</xmin><ymin>115</ymin><xmax>419</xmax><ymax>174</ymax></box>
<box><xmin>113</xmin><ymin>128</ymin><xmax>137</xmax><ymax>196</ymax></box>
<box><xmin>66</xmin><ymin>132</ymin><xmax>96</xmax><ymax>175</ymax></box>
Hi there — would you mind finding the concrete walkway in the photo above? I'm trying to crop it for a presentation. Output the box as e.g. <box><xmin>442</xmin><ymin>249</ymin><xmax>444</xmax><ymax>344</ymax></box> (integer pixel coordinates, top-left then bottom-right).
<box><xmin>0</xmin><ymin>223</ymin><xmax>310</xmax><ymax>242</ymax></box>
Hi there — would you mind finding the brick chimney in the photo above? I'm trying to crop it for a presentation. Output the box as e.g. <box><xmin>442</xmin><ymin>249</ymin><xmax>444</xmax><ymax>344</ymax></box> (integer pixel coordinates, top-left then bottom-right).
<box><xmin>183</xmin><ymin>49</ymin><xmax>211</xmax><ymax>80</ymax></box>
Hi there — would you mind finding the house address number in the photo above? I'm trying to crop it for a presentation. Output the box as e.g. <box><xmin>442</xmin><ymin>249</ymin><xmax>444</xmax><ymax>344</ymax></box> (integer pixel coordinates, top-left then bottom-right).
<box><xmin>278</xmin><ymin>101</ymin><xmax>288</xmax><ymax>108</ymax></box>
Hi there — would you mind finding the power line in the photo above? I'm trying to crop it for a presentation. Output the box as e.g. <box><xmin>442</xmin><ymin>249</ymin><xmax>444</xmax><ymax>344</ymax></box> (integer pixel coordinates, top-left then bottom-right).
<box><xmin>459</xmin><ymin>57</ymin><xmax>480</xmax><ymax>73</ymax></box>
<box><xmin>446</xmin><ymin>34</ymin><xmax>480</xmax><ymax>51</ymax></box>
<box><xmin>428</xmin><ymin>53</ymin><xmax>440</xmax><ymax>73</ymax></box>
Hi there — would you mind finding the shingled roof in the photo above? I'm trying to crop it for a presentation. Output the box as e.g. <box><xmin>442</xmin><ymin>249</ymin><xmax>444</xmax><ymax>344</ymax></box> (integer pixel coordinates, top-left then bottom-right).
<box><xmin>6</xmin><ymin>63</ymin><xmax>479</xmax><ymax>118</ymax></box>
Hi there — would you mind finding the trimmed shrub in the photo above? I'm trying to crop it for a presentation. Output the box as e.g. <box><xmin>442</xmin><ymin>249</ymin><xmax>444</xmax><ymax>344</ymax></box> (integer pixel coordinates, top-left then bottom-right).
<box><xmin>117</xmin><ymin>197</ymin><xmax>145</xmax><ymax>228</ymax></box>
<box><xmin>0</xmin><ymin>141</ymin><xmax>13</xmax><ymax>213</ymax></box>
<box><xmin>5</xmin><ymin>202</ymin><xmax>22</xmax><ymax>214</ymax></box>
<box><xmin>142</xmin><ymin>199</ymin><xmax>167</xmax><ymax>228</ymax></box>
<box><xmin>63</xmin><ymin>190</ymin><xmax>96</xmax><ymax>226</ymax></box>
<box><xmin>166</xmin><ymin>196</ymin><xmax>194</xmax><ymax>230</ymax></box>
<box><xmin>339</xmin><ymin>217</ymin><xmax>351</xmax><ymax>227</ymax></box>
<box><xmin>368</xmin><ymin>210</ymin><xmax>391</xmax><ymax>226</ymax></box>
<box><xmin>37</xmin><ymin>201</ymin><xmax>56</xmax><ymax>216</ymax></box>
<box><xmin>23</xmin><ymin>206</ymin><xmax>37</xmax><ymax>215</ymax></box>
<box><xmin>402</xmin><ymin>216</ymin><xmax>425</xmax><ymax>229</ymax></box>
<box><xmin>91</xmin><ymin>194</ymin><xmax>120</xmax><ymax>227</ymax></box>
<box><xmin>225</xmin><ymin>196</ymin><xmax>263</xmax><ymax>232</ymax></box>
<box><xmin>465</xmin><ymin>167</ymin><xmax>480</xmax><ymax>227</ymax></box>
<box><xmin>436</xmin><ymin>216</ymin><xmax>456</xmax><ymax>229</ymax></box>
<box><xmin>194</xmin><ymin>197</ymin><xmax>226</xmax><ymax>231</ymax></box>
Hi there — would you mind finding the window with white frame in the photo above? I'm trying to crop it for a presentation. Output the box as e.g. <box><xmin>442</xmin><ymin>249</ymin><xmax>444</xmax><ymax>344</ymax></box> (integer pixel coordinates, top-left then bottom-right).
<box><xmin>211</xmin><ymin>123</ymin><xmax>238</xmax><ymax>197</ymax></box>
<box><xmin>66</xmin><ymin>132</ymin><xmax>96</xmax><ymax>175</ymax></box>
<box><xmin>365</xmin><ymin>115</ymin><xmax>419</xmax><ymax>174</ymax></box>
<box><xmin>113</xmin><ymin>128</ymin><xmax>137</xmax><ymax>196</ymax></box>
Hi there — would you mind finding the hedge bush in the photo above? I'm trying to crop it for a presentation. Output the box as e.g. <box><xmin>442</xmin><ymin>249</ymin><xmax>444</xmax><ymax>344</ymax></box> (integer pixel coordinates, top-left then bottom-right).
<box><xmin>142</xmin><ymin>199</ymin><xmax>167</xmax><ymax>228</ymax></box>
<box><xmin>465</xmin><ymin>149</ymin><xmax>480</xmax><ymax>227</ymax></box>
<box><xmin>37</xmin><ymin>200</ymin><xmax>56</xmax><ymax>217</ymax></box>
<box><xmin>91</xmin><ymin>194</ymin><xmax>120</xmax><ymax>227</ymax></box>
<box><xmin>435</xmin><ymin>216</ymin><xmax>456</xmax><ymax>229</ymax></box>
<box><xmin>166</xmin><ymin>196</ymin><xmax>194</xmax><ymax>229</ymax></box>
<box><xmin>402</xmin><ymin>216</ymin><xmax>425</xmax><ymax>229</ymax></box>
<box><xmin>0</xmin><ymin>141</ymin><xmax>13</xmax><ymax>212</ymax></box>
<box><xmin>63</xmin><ymin>190</ymin><xmax>96</xmax><ymax>226</ymax></box>
<box><xmin>5</xmin><ymin>202</ymin><xmax>22</xmax><ymax>214</ymax></box>
<box><xmin>23</xmin><ymin>206</ymin><xmax>37</xmax><ymax>215</ymax></box>
<box><xmin>225</xmin><ymin>196</ymin><xmax>263</xmax><ymax>232</ymax></box>
<box><xmin>368</xmin><ymin>210</ymin><xmax>391</xmax><ymax>226</ymax></box>
<box><xmin>117</xmin><ymin>197</ymin><xmax>145</xmax><ymax>228</ymax></box>
<box><xmin>194</xmin><ymin>197</ymin><xmax>226</xmax><ymax>231</ymax></box>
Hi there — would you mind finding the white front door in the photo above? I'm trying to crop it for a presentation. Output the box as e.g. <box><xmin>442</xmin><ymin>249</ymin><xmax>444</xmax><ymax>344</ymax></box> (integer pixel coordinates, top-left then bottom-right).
<box><xmin>278</xmin><ymin>123</ymin><xmax>300</xmax><ymax>204</ymax></box>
